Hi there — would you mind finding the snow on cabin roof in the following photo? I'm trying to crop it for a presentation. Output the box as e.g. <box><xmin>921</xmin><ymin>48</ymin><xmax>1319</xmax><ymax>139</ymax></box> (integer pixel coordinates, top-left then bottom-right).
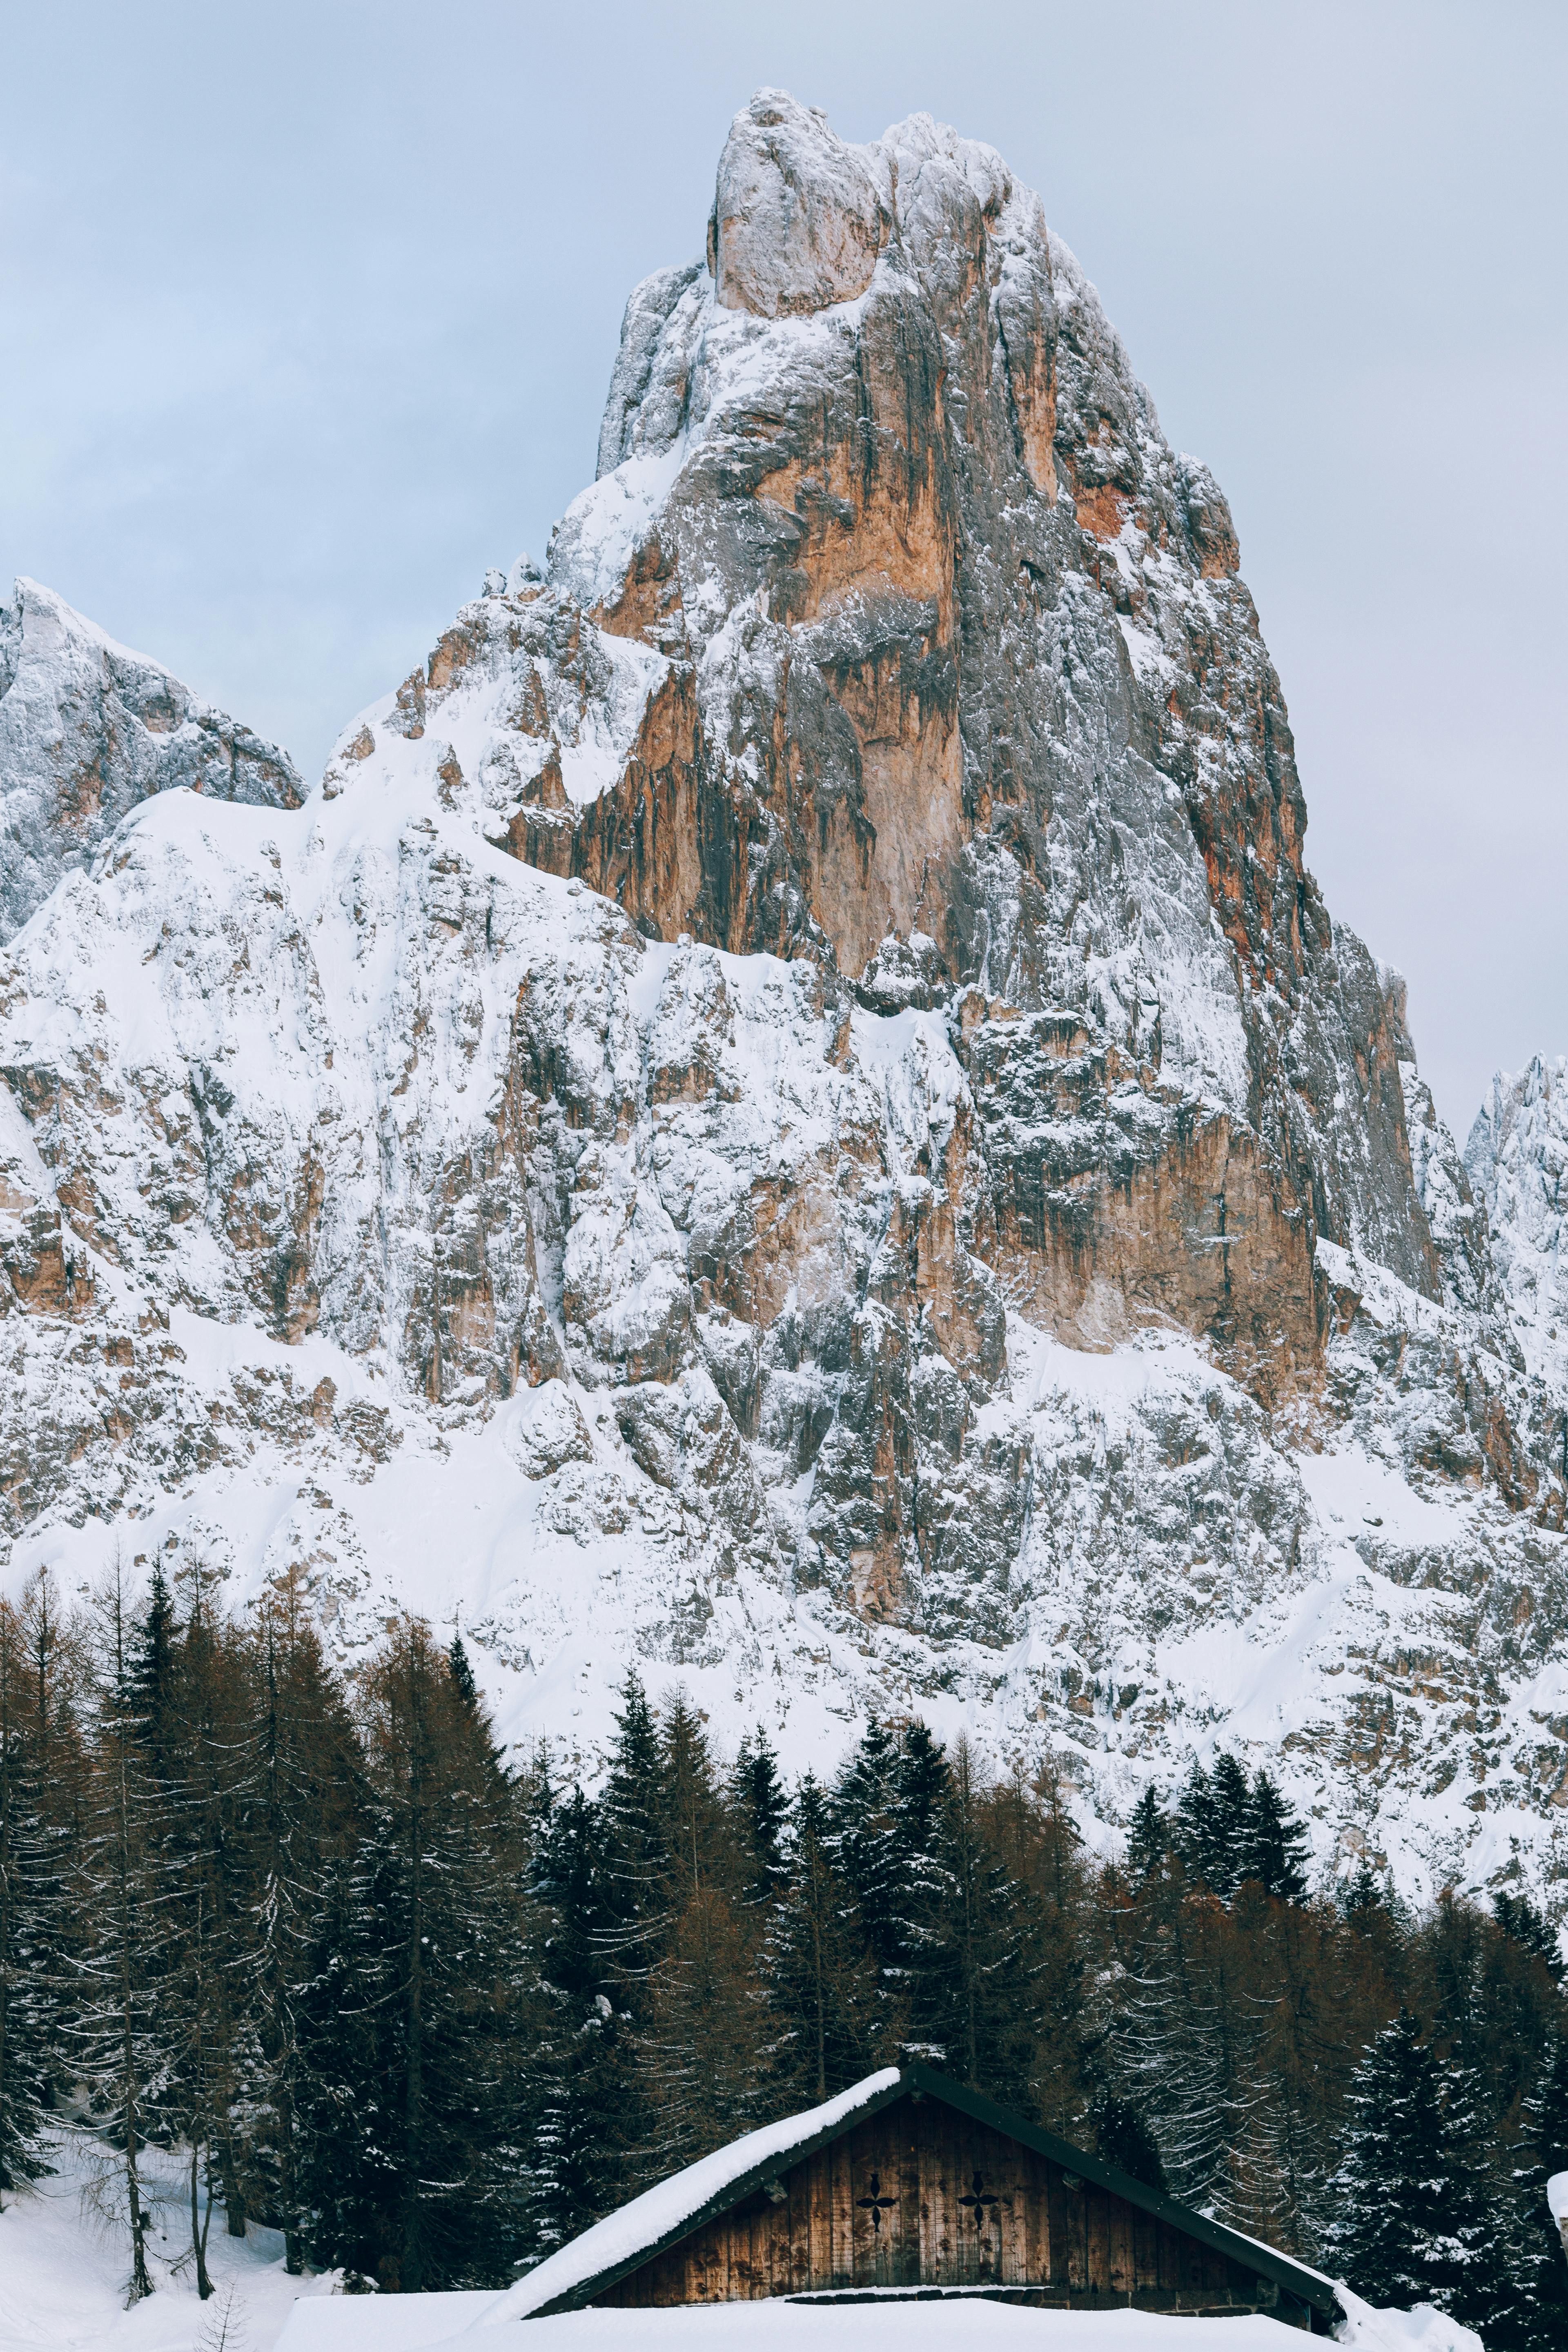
<box><xmin>487</xmin><ymin>2069</ymin><xmax>902</xmax><ymax>2323</ymax></box>
<box><xmin>481</xmin><ymin>2065</ymin><xmax>1341</xmax><ymax>2327</ymax></box>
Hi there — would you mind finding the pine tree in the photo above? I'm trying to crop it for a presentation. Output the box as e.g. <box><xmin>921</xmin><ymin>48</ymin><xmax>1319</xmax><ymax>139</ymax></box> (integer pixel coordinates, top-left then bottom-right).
<box><xmin>1205</xmin><ymin>1754</ymin><xmax>1254</xmax><ymax>1899</ymax></box>
<box><xmin>1490</xmin><ymin>2029</ymin><xmax>1568</xmax><ymax>2352</ymax></box>
<box><xmin>13</xmin><ymin>1570</ymin><xmax>89</xmax><ymax>2118</ymax></box>
<box><xmin>1242</xmin><ymin>1771</ymin><xmax>1310</xmax><ymax>1902</ymax></box>
<box><xmin>73</xmin><ymin>1560</ymin><xmax>165</xmax><ymax>2303</ymax></box>
<box><xmin>248</xmin><ymin>1569</ymin><xmax>367</xmax><ymax>2274</ymax></box>
<box><xmin>1113</xmin><ymin>1855</ymin><xmax>1260</xmax><ymax>2222</ymax></box>
<box><xmin>1434</xmin><ymin>2049</ymin><xmax>1512</xmax><ymax>2333</ymax></box>
<box><xmin>520</xmin><ymin>1781</ymin><xmax>639</xmax><ymax>2256</ymax></box>
<box><xmin>0</xmin><ymin>1599</ymin><xmax>53</xmax><ymax>2197</ymax></box>
<box><xmin>157</xmin><ymin>1569</ymin><xmax>263</xmax><ymax>2286</ymax></box>
<box><xmin>732</xmin><ymin>1731</ymin><xmax>788</xmax><ymax>1903</ymax></box>
<box><xmin>292</xmin><ymin>1842</ymin><xmax>401</xmax><ymax>2284</ymax></box>
<box><xmin>128</xmin><ymin>1563</ymin><xmax>178</xmax><ymax>1780</ymax></box>
<box><xmin>1491</xmin><ymin>1892</ymin><xmax>1564</xmax><ymax>1985</ymax></box>
<box><xmin>926</xmin><ymin>1739</ymin><xmax>1043</xmax><ymax>2105</ymax></box>
<box><xmin>1229</xmin><ymin>1882</ymin><xmax>1370</xmax><ymax>2258</ymax></box>
<box><xmin>1322</xmin><ymin>2009</ymin><xmax>1501</xmax><ymax>2319</ymax></box>
<box><xmin>1003</xmin><ymin>1760</ymin><xmax>1096</xmax><ymax>2135</ymax></box>
<box><xmin>597</xmin><ymin>1673</ymin><xmax>671</xmax><ymax>1982</ymax></box>
<box><xmin>1125</xmin><ymin>1787</ymin><xmax>1167</xmax><ymax>1882</ymax></box>
<box><xmin>1175</xmin><ymin>1757</ymin><xmax>1256</xmax><ymax>1898</ymax></box>
<box><xmin>447</xmin><ymin>1633</ymin><xmax>479</xmax><ymax>1713</ymax></box>
<box><xmin>760</xmin><ymin>1773</ymin><xmax>884</xmax><ymax>2103</ymax></box>
<box><xmin>888</xmin><ymin>1721</ymin><xmax>958</xmax><ymax>2062</ymax></box>
<box><xmin>352</xmin><ymin>1615</ymin><xmax>525</xmax><ymax>2290</ymax></box>
<box><xmin>829</xmin><ymin>1717</ymin><xmax>905</xmax><ymax>1990</ymax></box>
<box><xmin>630</xmin><ymin>1696</ymin><xmax>763</xmax><ymax>2178</ymax></box>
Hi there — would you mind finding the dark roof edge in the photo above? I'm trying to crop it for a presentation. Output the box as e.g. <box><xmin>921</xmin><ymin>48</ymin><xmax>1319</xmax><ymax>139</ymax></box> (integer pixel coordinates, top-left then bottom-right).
<box><xmin>902</xmin><ymin>2065</ymin><xmax>1340</xmax><ymax>2319</ymax></box>
<box><xmin>528</xmin><ymin>2064</ymin><xmax>1341</xmax><ymax>2322</ymax></box>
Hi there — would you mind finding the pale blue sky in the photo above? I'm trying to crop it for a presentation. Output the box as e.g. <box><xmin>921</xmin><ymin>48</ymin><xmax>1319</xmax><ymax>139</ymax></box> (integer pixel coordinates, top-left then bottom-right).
<box><xmin>2</xmin><ymin>0</ymin><xmax>1563</xmax><ymax>1133</ymax></box>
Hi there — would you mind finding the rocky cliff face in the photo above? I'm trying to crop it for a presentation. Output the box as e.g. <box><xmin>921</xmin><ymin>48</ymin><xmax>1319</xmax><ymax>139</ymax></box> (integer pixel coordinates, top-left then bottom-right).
<box><xmin>1466</xmin><ymin>1058</ymin><xmax>1568</xmax><ymax>1396</ymax></box>
<box><xmin>2</xmin><ymin>93</ymin><xmax>1565</xmax><ymax>1915</ymax></box>
<box><xmin>0</xmin><ymin>578</ymin><xmax>302</xmax><ymax>944</ymax></box>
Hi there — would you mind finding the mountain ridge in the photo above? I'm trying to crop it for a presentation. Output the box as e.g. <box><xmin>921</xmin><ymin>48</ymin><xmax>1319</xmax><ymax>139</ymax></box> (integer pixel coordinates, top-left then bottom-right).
<box><xmin>1</xmin><ymin>89</ymin><xmax>1564</xmax><ymax>1924</ymax></box>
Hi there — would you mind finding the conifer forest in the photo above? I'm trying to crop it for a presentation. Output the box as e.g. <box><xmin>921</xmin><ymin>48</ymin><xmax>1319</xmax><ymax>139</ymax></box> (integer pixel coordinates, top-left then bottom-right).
<box><xmin>0</xmin><ymin>1568</ymin><xmax>1564</xmax><ymax>2345</ymax></box>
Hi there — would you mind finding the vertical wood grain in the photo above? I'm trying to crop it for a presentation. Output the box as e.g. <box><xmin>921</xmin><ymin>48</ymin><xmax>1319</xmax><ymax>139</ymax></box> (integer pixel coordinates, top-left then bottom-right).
<box><xmin>577</xmin><ymin>2096</ymin><xmax>1298</xmax><ymax>2319</ymax></box>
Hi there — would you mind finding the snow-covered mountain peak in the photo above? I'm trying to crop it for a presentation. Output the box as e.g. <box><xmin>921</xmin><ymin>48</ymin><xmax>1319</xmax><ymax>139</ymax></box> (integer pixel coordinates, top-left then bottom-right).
<box><xmin>2</xmin><ymin>93</ymin><xmax>1566</xmax><ymax>1918</ymax></box>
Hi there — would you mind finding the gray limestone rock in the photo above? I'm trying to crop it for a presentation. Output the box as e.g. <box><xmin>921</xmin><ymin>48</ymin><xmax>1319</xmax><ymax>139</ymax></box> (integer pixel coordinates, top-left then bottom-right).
<box><xmin>708</xmin><ymin>90</ymin><xmax>887</xmax><ymax>318</ymax></box>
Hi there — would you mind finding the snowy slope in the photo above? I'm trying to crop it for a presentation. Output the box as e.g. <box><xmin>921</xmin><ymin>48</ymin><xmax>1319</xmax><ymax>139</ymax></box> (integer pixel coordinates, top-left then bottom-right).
<box><xmin>0</xmin><ymin>2127</ymin><xmax>343</xmax><ymax>2351</ymax></box>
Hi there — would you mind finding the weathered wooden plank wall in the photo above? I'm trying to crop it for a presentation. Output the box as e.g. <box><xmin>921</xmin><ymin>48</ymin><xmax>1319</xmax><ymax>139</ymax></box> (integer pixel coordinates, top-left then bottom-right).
<box><xmin>598</xmin><ymin>2096</ymin><xmax>1291</xmax><ymax>2319</ymax></box>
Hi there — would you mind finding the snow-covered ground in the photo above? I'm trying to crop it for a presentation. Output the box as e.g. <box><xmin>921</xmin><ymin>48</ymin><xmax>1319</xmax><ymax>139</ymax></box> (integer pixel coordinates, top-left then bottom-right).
<box><xmin>278</xmin><ymin>2293</ymin><xmax>1484</xmax><ymax>2352</ymax></box>
<box><xmin>0</xmin><ymin>2127</ymin><xmax>343</xmax><ymax>2352</ymax></box>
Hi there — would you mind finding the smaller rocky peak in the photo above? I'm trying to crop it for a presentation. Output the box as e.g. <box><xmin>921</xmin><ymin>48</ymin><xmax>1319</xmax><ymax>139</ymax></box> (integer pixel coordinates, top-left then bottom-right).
<box><xmin>708</xmin><ymin>89</ymin><xmax>889</xmax><ymax>318</ymax></box>
<box><xmin>0</xmin><ymin>577</ymin><xmax>302</xmax><ymax>944</ymax></box>
<box><xmin>1466</xmin><ymin>1054</ymin><xmax>1568</xmax><ymax>1387</ymax></box>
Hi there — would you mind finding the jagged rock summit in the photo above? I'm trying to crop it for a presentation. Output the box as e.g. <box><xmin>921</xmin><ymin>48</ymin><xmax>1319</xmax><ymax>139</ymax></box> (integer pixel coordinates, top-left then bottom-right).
<box><xmin>2</xmin><ymin>94</ymin><xmax>1566</xmax><ymax>1914</ymax></box>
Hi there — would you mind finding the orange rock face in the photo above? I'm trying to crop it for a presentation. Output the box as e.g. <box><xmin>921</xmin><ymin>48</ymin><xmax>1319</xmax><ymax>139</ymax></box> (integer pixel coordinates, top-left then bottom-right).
<box><xmin>437</xmin><ymin>96</ymin><xmax>1454</xmax><ymax>1399</ymax></box>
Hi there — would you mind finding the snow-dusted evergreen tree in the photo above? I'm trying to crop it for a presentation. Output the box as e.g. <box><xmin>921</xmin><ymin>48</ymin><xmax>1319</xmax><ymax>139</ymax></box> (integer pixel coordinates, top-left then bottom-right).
<box><xmin>0</xmin><ymin>1598</ymin><xmax>53</xmax><ymax>2198</ymax></box>
<box><xmin>634</xmin><ymin>1699</ymin><xmax>766</xmax><ymax>2176</ymax></box>
<box><xmin>829</xmin><ymin>1716</ymin><xmax>967</xmax><ymax>2058</ymax></box>
<box><xmin>1125</xmin><ymin>1786</ymin><xmax>1167</xmax><ymax>1882</ymax></box>
<box><xmin>292</xmin><ymin>1837</ymin><xmax>398</xmax><ymax>2283</ymax></box>
<box><xmin>1491</xmin><ymin>1892</ymin><xmax>1564</xmax><ymax>1984</ymax></box>
<box><xmin>245</xmin><ymin>1568</ymin><xmax>365</xmax><ymax>2274</ymax></box>
<box><xmin>1120</xmin><ymin>1871</ymin><xmax>1259</xmax><ymax>2220</ymax></box>
<box><xmin>994</xmin><ymin>1761</ymin><xmax>1096</xmax><ymax>2134</ymax></box>
<box><xmin>72</xmin><ymin>1561</ymin><xmax>165</xmax><ymax>2302</ymax></box>
<box><xmin>519</xmin><ymin>1779</ymin><xmax>638</xmax><ymax>2261</ymax></box>
<box><xmin>827</xmin><ymin>1715</ymin><xmax>906</xmax><ymax>1998</ymax></box>
<box><xmin>1322</xmin><ymin>2009</ymin><xmax>1503</xmax><ymax>2321</ymax></box>
<box><xmin>1490</xmin><ymin>2028</ymin><xmax>1568</xmax><ymax>2352</ymax></box>
<box><xmin>10</xmin><ymin>1570</ymin><xmax>88</xmax><ymax>2129</ymax></box>
<box><xmin>760</xmin><ymin>1772</ymin><xmax>884</xmax><ymax>2103</ymax></box>
<box><xmin>732</xmin><ymin>1731</ymin><xmax>789</xmax><ymax>1904</ymax></box>
<box><xmin>1172</xmin><ymin>1755</ymin><xmax>1310</xmax><ymax>1907</ymax></box>
<box><xmin>156</xmin><ymin>1565</ymin><xmax>266</xmax><ymax>2293</ymax></box>
<box><xmin>924</xmin><ymin>1738</ymin><xmax>1047</xmax><ymax>2106</ymax></box>
<box><xmin>293</xmin><ymin>1617</ymin><xmax>526</xmax><ymax>2290</ymax></box>
<box><xmin>888</xmin><ymin>1721</ymin><xmax>960</xmax><ymax>2061</ymax></box>
<box><xmin>596</xmin><ymin>1672</ymin><xmax>673</xmax><ymax>1985</ymax></box>
<box><xmin>361</xmin><ymin>1617</ymin><xmax>522</xmax><ymax>2287</ymax></box>
<box><xmin>1243</xmin><ymin>1773</ymin><xmax>1311</xmax><ymax>1902</ymax></box>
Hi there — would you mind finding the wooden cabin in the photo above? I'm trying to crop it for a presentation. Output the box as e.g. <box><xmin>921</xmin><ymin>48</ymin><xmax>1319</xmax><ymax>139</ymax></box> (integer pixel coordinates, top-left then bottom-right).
<box><xmin>501</xmin><ymin>2064</ymin><xmax>1341</xmax><ymax>2331</ymax></box>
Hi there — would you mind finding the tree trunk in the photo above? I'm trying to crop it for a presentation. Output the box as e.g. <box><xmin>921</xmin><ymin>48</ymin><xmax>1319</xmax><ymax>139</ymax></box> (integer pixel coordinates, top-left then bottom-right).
<box><xmin>190</xmin><ymin>2142</ymin><xmax>214</xmax><ymax>2299</ymax></box>
<box><xmin>217</xmin><ymin>2131</ymin><xmax>246</xmax><ymax>2236</ymax></box>
<box><xmin>401</xmin><ymin>1651</ymin><xmax>426</xmax><ymax>2296</ymax></box>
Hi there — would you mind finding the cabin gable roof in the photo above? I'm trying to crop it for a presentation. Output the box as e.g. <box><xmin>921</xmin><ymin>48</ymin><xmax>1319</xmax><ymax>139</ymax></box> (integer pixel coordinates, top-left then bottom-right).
<box><xmin>499</xmin><ymin>2063</ymin><xmax>1341</xmax><ymax>2323</ymax></box>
